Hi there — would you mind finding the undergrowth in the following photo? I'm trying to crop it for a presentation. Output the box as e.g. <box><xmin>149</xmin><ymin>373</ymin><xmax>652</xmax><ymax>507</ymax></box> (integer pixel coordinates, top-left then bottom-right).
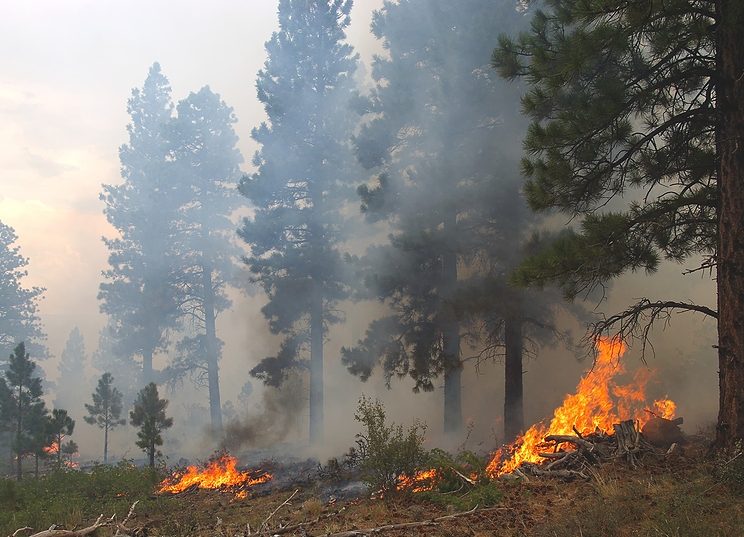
<box><xmin>0</xmin><ymin>461</ymin><xmax>167</xmax><ymax>535</ymax></box>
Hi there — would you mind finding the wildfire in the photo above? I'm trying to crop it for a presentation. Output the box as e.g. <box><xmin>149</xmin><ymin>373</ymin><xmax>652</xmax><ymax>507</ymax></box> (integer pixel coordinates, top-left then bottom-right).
<box><xmin>157</xmin><ymin>453</ymin><xmax>272</xmax><ymax>497</ymax></box>
<box><xmin>43</xmin><ymin>441</ymin><xmax>59</xmax><ymax>455</ymax></box>
<box><xmin>487</xmin><ymin>336</ymin><xmax>677</xmax><ymax>477</ymax></box>
<box><xmin>396</xmin><ymin>469</ymin><xmax>439</xmax><ymax>493</ymax></box>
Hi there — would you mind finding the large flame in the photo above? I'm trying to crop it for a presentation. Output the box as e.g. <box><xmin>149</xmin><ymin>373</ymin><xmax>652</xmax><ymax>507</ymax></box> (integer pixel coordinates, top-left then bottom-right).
<box><xmin>487</xmin><ymin>336</ymin><xmax>676</xmax><ymax>477</ymax></box>
<box><xmin>158</xmin><ymin>454</ymin><xmax>272</xmax><ymax>496</ymax></box>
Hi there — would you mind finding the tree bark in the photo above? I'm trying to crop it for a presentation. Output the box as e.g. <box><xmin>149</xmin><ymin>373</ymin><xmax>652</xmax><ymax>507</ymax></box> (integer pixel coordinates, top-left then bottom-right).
<box><xmin>203</xmin><ymin>263</ymin><xmax>223</xmax><ymax>434</ymax></box>
<box><xmin>442</xmin><ymin>212</ymin><xmax>462</xmax><ymax>435</ymax></box>
<box><xmin>715</xmin><ymin>0</ymin><xmax>744</xmax><ymax>449</ymax></box>
<box><xmin>504</xmin><ymin>314</ymin><xmax>524</xmax><ymax>443</ymax></box>
<box><xmin>309</xmin><ymin>287</ymin><xmax>324</xmax><ymax>445</ymax></box>
<box><xmin>149</xmin><ymin>442</ymin><xmax>155</xmax><ymax>469</ymax></box>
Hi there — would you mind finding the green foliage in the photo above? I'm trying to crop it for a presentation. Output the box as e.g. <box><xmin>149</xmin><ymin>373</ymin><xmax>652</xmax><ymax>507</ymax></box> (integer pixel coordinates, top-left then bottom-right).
<box><xmin>0</xmin><ymin>462</ymin><xmax>163</xmax><ymax>535</ymax></box>
<box><xmin>239</xmin><ymin>0</ymin><xmax>360</xmax><ymax>388</ymax></box>
<box><xmin>352</xmin><ymin>396</ymin><xmax>428</xmax><ymax>495</ymax></box>
<box><xmin>493</xmin><ymin>0</ymin><xmax>717</xmax><ymax>297</ymax></box>
<box><xmin>48</xmin><ymin>408</ymin><xmax>75</xmax><ymax>470</ymax></box>
<box><xmin>2</xmin><ymin>342</ymin><xmax>46</xmax><ymax>478</ymax></box>
<box><xmin>85</xmin><ymin>372</ymin><xmax>126</xmax><ymax>463</ymax></box>
<box><xmin>130</xmin><ymin>383</ymin><xmax>173</xmax><ymax>468</ymax></box>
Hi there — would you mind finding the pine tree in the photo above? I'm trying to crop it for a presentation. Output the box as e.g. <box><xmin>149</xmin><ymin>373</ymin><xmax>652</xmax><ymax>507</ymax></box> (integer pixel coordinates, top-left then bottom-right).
<box><xmin>239</xmin><ymin>0</ymin><xmax>360</xmax><ymax>444</ymax></box>
<box><xmin>54</xmin><ymin>327</ymin><xmax>87</xmax><ymax>410</ymax></box>
<box><xmin>2</xmin><ymin>342</ymin><xmax>45</xmax><ymax>479</ymax></box>
<box><xmin>85</xmin><ymin>373</ymin><xmax>126</xmax><ymax>464</ymax></box>
<box><xmin>99</xmin><ymin>62</ymin><xmax>182</xmax><ymax>384</ymax></box>
<box><xmin>25</xmin><ymin>401</ymin><xmax>51</xmax><ymax>478</ymax></box>
<box><xmin>47</xmin><ymin>408</ymin><xmax>75</xmax><ymax>470</ymax></box>
<box><xmin>165</xmin><ymin>86</ymin><xmax>243</xmax><ymax>433</ymax></box>
<box><xmin>493</xmin><ymin>0</ymin><xmax>744</xmax><ymax>448</ymax></box>
<box><xmin>0</xmin><ymin>221</ymin><xmax>46</xmax><ymax>367</ymax></box>
<box><xmin>130</xmin><ymin>382</ymin><xmax>172</xmax><ymax>468</ymax></box>
<box><xmin>343</xmin><ymin>0</ymin><xmax>531</xmax><ymax>435</ymax></box>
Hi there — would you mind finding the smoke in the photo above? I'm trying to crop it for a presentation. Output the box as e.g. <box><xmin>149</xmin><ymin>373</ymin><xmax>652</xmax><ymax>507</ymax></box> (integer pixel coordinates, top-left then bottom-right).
<box><xmin>222</xmin><ymin>372</ymin><xmax>306</xmax><ymax>451</ymax></box>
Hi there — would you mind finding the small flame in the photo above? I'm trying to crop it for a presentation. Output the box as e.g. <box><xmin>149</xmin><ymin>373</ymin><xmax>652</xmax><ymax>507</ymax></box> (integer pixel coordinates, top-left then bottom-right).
<box><xmin>396</xmin><ymin>469</ymin><xmax>439</xmax><ymax>493</ymax></box>
<box><xmin>157</xmin><ymin>454</ymin><xmax>272</xmax><ymax>497</ymax></box>
<box><xmin>487</xmin><ymin>336</ymin><xmax>677</xmax><ymax>477</ymax></box>
<box><xmin>43</xmin><ymin>441</ymin><xmax>60</xmax><ymax>455</ymax></box>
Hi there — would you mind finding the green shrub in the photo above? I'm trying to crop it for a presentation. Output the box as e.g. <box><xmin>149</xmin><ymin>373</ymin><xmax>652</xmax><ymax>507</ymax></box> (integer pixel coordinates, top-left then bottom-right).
<box><xmin>353</xmin><ymin>396</ymin><xmax>428</xmax><ymax>495</ymax></box>
<box><xmin>0</xmin><ymin>463</ymin><xmax>164</xmax><ymax>535</ymax></box>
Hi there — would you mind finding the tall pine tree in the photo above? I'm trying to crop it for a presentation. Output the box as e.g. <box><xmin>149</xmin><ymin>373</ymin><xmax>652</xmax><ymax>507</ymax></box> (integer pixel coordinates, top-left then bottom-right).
<box><xmin>0</xmin><ymin>221</ymin><xmax>46</xmax><ymax>367</ymax></box>
<box><xmin>493</xmin><ymin>0</ymin><xmax>744</xmax><ymax>448</ymax></box>
<box><xmin>239</xmin><ymin>0</ymin><xmax>360</xmax><ymax>444</ymax></box>
<box><xmin>99</xmin><ymin>63</ymin><xmax>182</xmax><ymax>384</ymax></box>
<box><xmin>165</xmin><ymin>86</ymin><xmax>243</xmax><ymax>433</ymax></box>
<box><xmin>343</xmin><ymin>0</ymin><xmax>531</xmax><ymax>435</ymax></box>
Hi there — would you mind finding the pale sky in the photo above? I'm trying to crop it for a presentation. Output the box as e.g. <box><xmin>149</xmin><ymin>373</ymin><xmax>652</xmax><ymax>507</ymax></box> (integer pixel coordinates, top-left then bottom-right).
<box><xmin>0</xmin><ymin>0</ymin><xmax>383</xmax><ymax>365</ymax></box>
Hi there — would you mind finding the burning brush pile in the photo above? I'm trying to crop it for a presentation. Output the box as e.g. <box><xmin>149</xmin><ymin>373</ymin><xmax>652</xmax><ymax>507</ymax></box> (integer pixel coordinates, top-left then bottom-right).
<box><xmin>486</xmin><ymin>337</ymin><xmax>683</xmax><ymax>480</ymax></box>
<box><xmin>157</xmin><ymin>453</ymin><xmax>272</xmax><ymax>499</ymax></box>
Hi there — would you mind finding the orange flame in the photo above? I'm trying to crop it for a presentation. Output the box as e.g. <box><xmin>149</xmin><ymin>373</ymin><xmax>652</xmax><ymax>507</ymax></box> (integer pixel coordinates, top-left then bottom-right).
<box><xmin>396</xmin><ymin>469</ymin><xmax>439</xmax><ymax>493</ymax></box>
<box><xmin>487</xmin><ymin>336</ymin><xmax>676</xmax><ymax>477</ymax></box>
<box><xmin>43</xmin><ymin>441</ymin><xmax>60</xmax><ymax>455</ymax></box>
<box><xmin>157</xmin><ymin>454</ymin><xmax>272</xmax><ymax>496</ymax></box>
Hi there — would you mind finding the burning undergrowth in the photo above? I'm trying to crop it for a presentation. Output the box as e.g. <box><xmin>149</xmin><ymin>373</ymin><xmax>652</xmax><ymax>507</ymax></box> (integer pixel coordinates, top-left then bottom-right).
<box><xmin>486</xmin><ymin>336</ymin><xmax>679</xmax><ymax>478</ymax></box>
<box><xmin>157</xmin><ymin>453</ymin><xmax>272</xmax><ymax>498</ymax></box>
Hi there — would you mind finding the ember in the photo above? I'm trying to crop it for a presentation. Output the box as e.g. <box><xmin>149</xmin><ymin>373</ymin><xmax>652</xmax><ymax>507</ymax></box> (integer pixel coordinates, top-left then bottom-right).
<box><xmin>487</xmin><ymin>336</ymin><xmax>677</xmax><ymax>477</ymax></box>
<box><xmin>158</xmin><ymin>453</ymin><xmax>272</xmax><ymax>497</ymax></box>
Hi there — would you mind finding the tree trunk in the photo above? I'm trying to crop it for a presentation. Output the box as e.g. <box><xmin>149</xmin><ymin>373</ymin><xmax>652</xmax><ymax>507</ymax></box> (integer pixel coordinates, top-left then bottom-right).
<box><xmin>16</xmin><ymin>385</ymin><xmax>22</xmax><ymax>481</ymax></box>
<box><xmin>142</xmin><ymin>347</ymin><xmax>154</xmax><ymax>385</ymax></box>
<box><xmin>149</xmin><ymin>443</ymin><xmax>155</xmax><ymax>469</ymax></box>
<box><xmin>104</xmin><ymin>422</ymin><xmax>109</xmax><ymax>464</ymax></box>
<box><xmin>504</xmin><ymin>315</ymin><xmax>524</xmax><ymax>443</ymax></box>
<box><xmin>715</xmin><ymin>0</ymin><xmax>744</xmax><ymax>449</ymax></box>
<box><xmin>34</xmin><ymin>454</ymin><xmax>39</xmax><ymax>479</ymax></box>
<box><xmin>202</xmin><ymin>264</ymin><xmax>223</xmax><ymax>434</ymax></box>
<box><xmin>442</xmin><ymin>212</ymin><xmax>462</xmax><ymax>435</ymax></box>
<box><xmin>309</xmin><ymin>287</ymin><xmax>324</xmax><ymax>445</ymax></box>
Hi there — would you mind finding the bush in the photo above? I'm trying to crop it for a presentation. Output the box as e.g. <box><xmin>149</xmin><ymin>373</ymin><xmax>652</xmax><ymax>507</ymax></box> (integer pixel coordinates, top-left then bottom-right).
<box><xmin>352</xmin><ymin>396</ymin><xmax>428</xmax><ymax>495</ymax></box>
<box><xmin>0</xmin><ymin>462</ymin><xmax>164</xmax><ymax>535</ymax></box>
<box><xmin>715</xmin><ymin>441</ymin><xmax>744</xmax><ymax>495</ymax></box>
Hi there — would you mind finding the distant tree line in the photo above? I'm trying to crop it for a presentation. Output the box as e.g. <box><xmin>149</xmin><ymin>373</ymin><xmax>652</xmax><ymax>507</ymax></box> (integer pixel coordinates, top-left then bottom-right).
<box><xmin>0</xmin><ymin>342</ymin><xmax>172</xmax><ymax>478</ymax></box>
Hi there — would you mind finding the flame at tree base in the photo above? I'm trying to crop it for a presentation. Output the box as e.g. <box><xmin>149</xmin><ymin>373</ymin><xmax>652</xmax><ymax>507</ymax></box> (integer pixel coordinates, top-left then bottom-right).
<box><xmin>487</xmin><ymin>337</ymin><xmax>677</xmax><ymax>477</ymax></box>
<box><xmin>158</xmin><ymin>453</ymin><xmax>272</xmax><ymax>497</ymax></box>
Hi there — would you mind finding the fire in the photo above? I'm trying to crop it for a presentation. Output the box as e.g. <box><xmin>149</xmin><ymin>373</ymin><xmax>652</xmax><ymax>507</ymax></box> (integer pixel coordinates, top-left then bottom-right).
<box><xmin>487</xmin><ymin>336</ymin><xmax>677</xmax><ymax>477</ymax></box>
<box><xmin>396</xmin><ymin>469</ymin><xmax>439</xmax><ymax>493</ymax></box>
<box><xmin>43</xmin><ymin>441</ymin><xmax>59</xmax><ymax>455</ymax></box>
<box><xmin>157</xmin><ymin>454</ymin><xmax>272</xmax><ymax>496</ymax></box>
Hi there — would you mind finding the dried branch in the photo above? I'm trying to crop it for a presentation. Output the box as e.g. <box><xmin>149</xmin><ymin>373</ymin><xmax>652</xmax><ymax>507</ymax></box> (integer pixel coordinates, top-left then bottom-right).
<box><xmin>587</xmin><ymin>298</ymin><xmax>717</xmax><ymax>362</ymax></box>
<box><xmin>260</xmin><ymin>489</ymin><xmax>298</xmax><ymax>532</ymax></box>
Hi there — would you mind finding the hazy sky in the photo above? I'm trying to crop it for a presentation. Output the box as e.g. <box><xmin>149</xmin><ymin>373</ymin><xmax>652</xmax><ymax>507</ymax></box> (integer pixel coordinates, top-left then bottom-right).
<box><xmin>0</xmin><ymin>0</ymin><xmax>383</xmax><ymax>365</ymax></box>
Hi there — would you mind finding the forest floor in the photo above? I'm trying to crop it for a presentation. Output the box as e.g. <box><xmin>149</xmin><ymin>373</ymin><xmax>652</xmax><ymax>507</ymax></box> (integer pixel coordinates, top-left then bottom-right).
<box><xmin>2</xmin><ymin>437</ymin><xmax>743</xmax><ymax>537</ymax></box>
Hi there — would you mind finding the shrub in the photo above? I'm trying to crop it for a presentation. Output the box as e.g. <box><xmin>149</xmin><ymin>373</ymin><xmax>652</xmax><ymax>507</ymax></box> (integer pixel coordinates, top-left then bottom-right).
<box><xmin>715</xmin><ymin>441</ymin><xmax>744</xmax><ymax>495</ymax></box>
<box><xmin>353</xmin><ymin>396</ymin><xmax>428</xmax><ymax>495</ymax></box>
